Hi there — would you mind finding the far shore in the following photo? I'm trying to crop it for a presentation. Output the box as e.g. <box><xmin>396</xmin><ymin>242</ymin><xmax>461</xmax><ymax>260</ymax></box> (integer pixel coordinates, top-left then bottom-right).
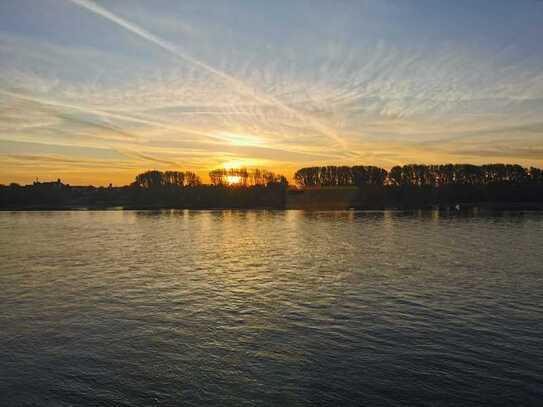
<box><xmin>3</xmin><ymin>202</ymin><xmax>543</xmax><ymax>212</ymax></box>
<box><xmin>3</xmin><ymin>164</ymin><xmax>543</xmax><ymax>211</ymax></box>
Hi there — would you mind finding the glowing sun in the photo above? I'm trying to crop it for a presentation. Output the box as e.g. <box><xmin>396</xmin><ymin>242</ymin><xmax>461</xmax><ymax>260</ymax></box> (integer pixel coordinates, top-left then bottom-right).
<box><xmin>226</xmin><ymin>175</ymin><xmax>242</xmax><ymax>185</ymax></box>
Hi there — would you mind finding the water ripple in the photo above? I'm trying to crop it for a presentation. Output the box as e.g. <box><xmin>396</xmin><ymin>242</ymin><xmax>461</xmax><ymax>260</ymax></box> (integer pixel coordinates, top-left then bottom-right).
<box><xmin>1</xmin><ymin>210</ymin><xmax>543</xmax><ymax>406</ymax></box>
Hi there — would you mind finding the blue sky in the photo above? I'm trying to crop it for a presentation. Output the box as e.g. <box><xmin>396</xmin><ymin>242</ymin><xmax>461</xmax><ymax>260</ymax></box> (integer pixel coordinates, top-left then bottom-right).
<box><xmin>1</xmin><ymin>0</ymin><xmax>542</xmax><ymax>184</ymax></box>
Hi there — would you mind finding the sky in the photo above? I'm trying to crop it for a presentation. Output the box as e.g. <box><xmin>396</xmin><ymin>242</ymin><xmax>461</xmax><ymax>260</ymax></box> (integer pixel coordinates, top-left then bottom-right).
<box><xmin>1</xmin><ymin>0</ymin><xmax>543</xmax><ymax>185</ymax></box>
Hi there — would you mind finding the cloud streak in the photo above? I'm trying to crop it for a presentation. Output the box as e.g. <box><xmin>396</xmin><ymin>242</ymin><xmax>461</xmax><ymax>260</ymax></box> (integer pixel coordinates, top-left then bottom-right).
<box><xmin>0</xmin><ymin>0</ymin><xmax>542</xmax><ymax>184</ymax></box>
<box><xmin>67</xmin><ymin>0</ymin><xmax>347</xmax><ymax>148</ymax></box>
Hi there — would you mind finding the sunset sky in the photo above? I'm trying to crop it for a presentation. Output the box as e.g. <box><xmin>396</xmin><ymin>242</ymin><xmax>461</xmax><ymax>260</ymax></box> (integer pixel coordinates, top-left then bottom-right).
<box><xmin>1</xmin><ymin>0</ymin><xmax>543</xmax><ymax>185</ymax></box>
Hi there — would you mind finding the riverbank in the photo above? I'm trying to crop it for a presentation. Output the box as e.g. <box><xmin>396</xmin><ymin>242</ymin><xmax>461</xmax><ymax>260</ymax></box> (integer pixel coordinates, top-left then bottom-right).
<box><xmin>3</xmin><ymin>181</ymin><xmax>543</xmax><ymax>211</ymax></box>
<box><xmin>3</xmin><ymin>202</ymin><xmax>543</xmax><ymax>211</ymax></box>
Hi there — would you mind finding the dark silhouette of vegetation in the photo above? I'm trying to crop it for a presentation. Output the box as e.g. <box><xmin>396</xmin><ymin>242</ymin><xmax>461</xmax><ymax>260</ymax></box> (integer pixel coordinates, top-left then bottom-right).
<box><xmin>209</xmin><ymin>168</ymin><xmax>287</xmax><ymax>186</ymax></box>
<box><xmin>0</xmin><ymin>169</ymin><xmax>287</xmax><ymax>210</ymax></box>
<box><xmin>133</xmin><ymin>170</ymin><xmax>201</xmax><ymax>188</ymax></box>
<box><xmin>1</xmin><ymin>164</ymin><xmax>543</xmax><ymax>210</ymax></box>
<box><xmin>294</xmin><ymin>164</ymin><xmax>542</xmax><ymax>188</ymax></box>
<box><xmin>292</xmin><ymin>164</ymin><xmax>543</xmax><ymax>209</ymax></box>
<box><xmin>294</xmin><ymin>165</ymin><xmax>386</xmax><ymax>187</ymax></box>
<box><xmin>382</xmin><ymin>164</ymin><xmax>543</xmax><ymax>209</ymax></box>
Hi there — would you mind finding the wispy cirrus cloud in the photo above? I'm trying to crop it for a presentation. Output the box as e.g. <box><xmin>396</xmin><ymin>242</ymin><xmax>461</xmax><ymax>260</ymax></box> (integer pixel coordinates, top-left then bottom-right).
<box><xmin>0</xmin><ymin>0</ymin><xmax>542</xmax><ymax>184</ymax></box>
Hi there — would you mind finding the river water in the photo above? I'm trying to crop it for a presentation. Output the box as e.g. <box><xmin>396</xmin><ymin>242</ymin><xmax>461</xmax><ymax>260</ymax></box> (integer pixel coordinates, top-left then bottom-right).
<box><xmin>1</xmin><ymin>210</ymin><xmax>542</xmax><ymax>406</ymax></box>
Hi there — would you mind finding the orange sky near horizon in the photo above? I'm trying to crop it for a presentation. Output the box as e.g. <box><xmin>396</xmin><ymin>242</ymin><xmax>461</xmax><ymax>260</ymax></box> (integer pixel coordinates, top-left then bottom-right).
<box><xmin>1</xmin><ymin>0</ymin><xmax>543</xmax><ymax>186</ymax></box>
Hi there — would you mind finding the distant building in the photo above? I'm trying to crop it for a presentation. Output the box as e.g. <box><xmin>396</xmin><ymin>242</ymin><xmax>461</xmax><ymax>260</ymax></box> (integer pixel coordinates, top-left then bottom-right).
<box><xmin>33</xmin><ymin>178</ymin><xmax>64</xmax><ymax>190</ymax></box>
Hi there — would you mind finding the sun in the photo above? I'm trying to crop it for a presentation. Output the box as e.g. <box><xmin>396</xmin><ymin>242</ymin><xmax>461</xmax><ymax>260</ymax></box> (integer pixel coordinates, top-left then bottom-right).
<box><xmin>225</xmin><ymin>175</ymin><xmax>242</xmax><ymax>185</ymax></box>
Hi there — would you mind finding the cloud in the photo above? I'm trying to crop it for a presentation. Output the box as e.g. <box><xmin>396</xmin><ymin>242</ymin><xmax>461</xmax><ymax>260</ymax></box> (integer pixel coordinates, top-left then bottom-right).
<box><xmin>67</xmin><ymin>0</ymin><xmax>347</xmax><ymax>148</ymax></box>
<box><xmin>452</xmin><ymin>147</ymin><xmax>543</xmax><ymax>160</ymax></box>
<box><xmin>1</xmin><ymin>0</ymin><xmax>543</xmax><ymax>184</ymax></box>
<box><xmin>116</xmin><ymin>149</ymin><xmax>180</xmax><ymax>167</ymax></box>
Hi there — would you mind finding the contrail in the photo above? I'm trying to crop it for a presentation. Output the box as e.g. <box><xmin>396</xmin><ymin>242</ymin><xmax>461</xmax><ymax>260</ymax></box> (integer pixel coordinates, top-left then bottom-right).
<box><xmin>66</xmin><ymin>0</ymin><xmax>346</xmax><ymax>148</ymax></box>
<box><xmin>117</xmin><ymin>149</ymin><xmax>181</xmax><ymax>167</ymax></box>
<box><xmin>0</xmin><ymin>88</ymin><xmax>221</xmax><ymax>143</ymax></box>
<box><xmin>0</xmin><ymin>89</ymin><xmax>195</xmax><ymax>166</ymax></box>
<box><xmin>0</xmin><ymin>89</ymin><xmax>343</xmax><ymax>160</ymax></box>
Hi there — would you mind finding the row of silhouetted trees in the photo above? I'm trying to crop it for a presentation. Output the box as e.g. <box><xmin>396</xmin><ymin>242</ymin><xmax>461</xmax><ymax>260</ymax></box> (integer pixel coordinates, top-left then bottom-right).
<box><xmin>128</xmin><ymin>168</ymin><xmax>287</xmax><ymax>208</ymax></box>
<box><xmin>294</xmin><ymin>166</ymin><xmax>387</xmax><ymax>187</ymax></box>
<box><xmin>131</xmin><ymin>169</ymin><xmax>287</xmax><ymax>188</ymax></box>
<box><xmin>132</xmin><ymin>170</ymin><xmax>201</xmax><ymax>188</ymax></box>
<box><xmin>294</xmin><ymin>164</ymin><xmax>543</xmax><ymax>187</ymax></box>
<box><xmin>387</xmin><ymin>164</ymin><xmax>543</xmax><ymax>187</ymax></box>
<box><xmin>2</xmin><ymin>164</ymin><xmax>543</xmax><ymax>209</ymax></box>
<box><xmin>208</xmin><ymin>168</ymin><xmax>287</xmax><ymax>186</ymax></box>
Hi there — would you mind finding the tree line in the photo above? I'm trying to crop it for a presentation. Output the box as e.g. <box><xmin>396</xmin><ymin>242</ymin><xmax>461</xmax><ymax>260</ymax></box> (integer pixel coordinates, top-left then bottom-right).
<box><xmin>2</xmin><ymin>163</ymin><xmax>543</xmax><ymax>210</ymax></box>
<box><xmin>132</xmin><ymin>170</ymin><xmax>201</xmax><ymax>188</ymax></box>
<box><xmin>131</xmin><ymin>168</ymin><xmax>287</xmax><ymax>188</ymax></box>
<box><xmin>294</xmin><ymin>164</ymin><xmax>543</xmax><ymax>187</ymax></box>
<box><xmin>294</xmin><ymin>165</ymin><xmax>387</xmax><ymax>187</ymax></box>
<box><xmin>208</xmin><ymin>168</ymin><xmax>287</xmax><ymax>186</ymax></box>
<box><xmin>0</xmin><ymin>168</ymin><xmax>288</xmax><ymax>209</ymax></box>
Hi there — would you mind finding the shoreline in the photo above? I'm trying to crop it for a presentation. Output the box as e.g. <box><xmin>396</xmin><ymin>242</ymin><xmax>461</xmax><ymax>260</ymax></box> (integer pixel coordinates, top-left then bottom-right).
<box><xmin>3</xmin><ymin>203</ymin><xmax>543</xmax><ymax>212</ymax></box>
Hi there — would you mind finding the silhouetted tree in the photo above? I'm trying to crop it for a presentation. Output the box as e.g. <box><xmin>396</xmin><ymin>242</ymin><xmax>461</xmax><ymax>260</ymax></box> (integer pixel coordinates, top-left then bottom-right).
<box><xmin>294</xmin><ymin>165</ymin><xmax>387</xmax><ymax>187</ymax></box>
<box><xmin>184</xmin><ymin>171</ymin><xmax>201</xmax><ymax>187</ymax></box>
<box><xmin>163</xmin><ymin>171</ymin><xmax>184</xmax><ymax>187</ymax></box>
<box><xmin>135</xmin><ymin>170</ymin><xmax>163</xmax><ymax>189</ymax></box>
<box><xmin>209</xmin><ymin>168</ymin><xmax>286</xmax><ymax>187</ymax></box>
<box><xmin>134</xmin><ymin>170</ymin><xmax>200</xmax><ymax>188</ymax></box>
<box><xmin>2</xmin><ymin>163</ymin><xmax>543</xmax><ymax>210</ymax></box>
<box><xmin>209</xmin><ymin>169</ymin><xmax>227</xmax><ymax>185</ymax></box>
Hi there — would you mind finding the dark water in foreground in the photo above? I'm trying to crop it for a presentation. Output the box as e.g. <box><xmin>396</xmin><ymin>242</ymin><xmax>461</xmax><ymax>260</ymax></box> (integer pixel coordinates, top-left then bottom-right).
<box><xmin>1</xmin><ymin>210</ymin><xmax>542</xmax><ymax>406</ymax></box>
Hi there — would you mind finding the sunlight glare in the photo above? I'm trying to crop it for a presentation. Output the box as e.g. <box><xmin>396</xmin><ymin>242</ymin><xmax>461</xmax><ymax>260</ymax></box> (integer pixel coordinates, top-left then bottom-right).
<box><xmin>226</xmin><ymin>175</ymin><xmax>242</xmax><ymax>185</ymax></box>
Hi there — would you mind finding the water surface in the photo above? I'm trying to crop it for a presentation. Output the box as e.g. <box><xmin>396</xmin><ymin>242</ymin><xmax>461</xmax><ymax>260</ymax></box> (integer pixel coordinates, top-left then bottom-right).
<box><xmin>1</xmin><ymin>210</ymin><xmax>542</xmax><ymax>406</ymax></box>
